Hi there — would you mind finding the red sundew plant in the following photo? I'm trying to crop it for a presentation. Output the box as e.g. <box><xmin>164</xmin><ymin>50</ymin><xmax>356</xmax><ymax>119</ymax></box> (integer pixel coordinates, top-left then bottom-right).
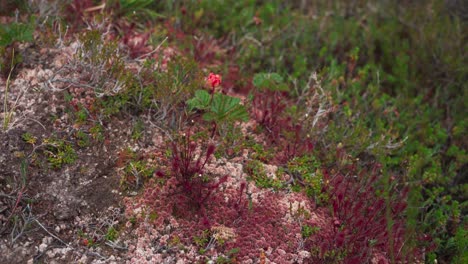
<box><xmin>193</xmin><ymin>38</ymin><xmax>219</xmax><ymax>66</ymax></box>
<box><xmin>160</xmin><ymin>130</ymin><xmax>228</xmax><ymax>215</ymax></box>
<box><xmin>274</xmin><ymin>123</ymin><xmax>315</xmax><ymax>165</ymax></box>
<box><xmin>120</xmin><ymin>24</ymin><xmax>152</xmax><ymax>58</ymax></box>
<box><xmin>304</xmin><ymin>165</ymin><xmax>414</xmax><ymax>263</ymax></box>
<box><xmin>251</xmin><ymin>89</ymin><xmax>288</xmax><ymax>143</ymax></box>
<box><xmin>251</xmin><ymin>90</ymin><xmax>315</xmax><ymax>164</ymax></box>
<box><xmin>65</xmin><ymin>0</ymin><xmax>96</xmax><ymax>31</ymax></box>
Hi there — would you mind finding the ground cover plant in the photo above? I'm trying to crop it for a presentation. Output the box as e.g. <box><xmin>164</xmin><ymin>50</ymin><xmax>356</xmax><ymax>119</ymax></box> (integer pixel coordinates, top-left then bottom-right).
<box><xmin>0</xmin><ymin>0</ymin><xmax>466</xmax><ymax>263</ymax></box>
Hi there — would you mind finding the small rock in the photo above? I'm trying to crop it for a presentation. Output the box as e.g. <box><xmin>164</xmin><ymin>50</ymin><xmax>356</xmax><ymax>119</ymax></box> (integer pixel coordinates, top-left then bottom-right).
<box><xmin>298</xmin><ymin>250</ymin><xmax>311</xmax><ymax>259</ymax></box>
<box><xmin>44</xmin><ymin>236</ymin><xmax>53</xmax><ymax>244</ymax></box>
<box><xmin>78</xmin><ymin>255</ymin><xmax>87</xmax><ymax>263</ymax></box>
<box><xmin>38</xmin><ymin>243</ymin><xmax>47</xmax><ymax>253</ymax></box>
<box><xmin>46</xmin><ymin>250</ymin><xmax>55</xmax><ymax>258</ymax></box>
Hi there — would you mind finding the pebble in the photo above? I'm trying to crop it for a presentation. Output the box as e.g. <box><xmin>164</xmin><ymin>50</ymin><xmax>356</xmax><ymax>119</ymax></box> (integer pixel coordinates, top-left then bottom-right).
<box><xmin>38</xmin><ymin>243</ymin><xmax>47</xmax><ymax>253</ymax></box>
<box><xmin>46</xmin><ymin>249</ymin><xmax>55</xmax><ymax>258</ymax></box>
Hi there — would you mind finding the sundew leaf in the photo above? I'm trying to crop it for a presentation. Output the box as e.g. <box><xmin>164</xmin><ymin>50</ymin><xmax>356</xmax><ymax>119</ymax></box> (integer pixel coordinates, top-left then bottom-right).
<box><xmin>203</xmin><ymin>93</ymin><xmax>249</xmax><ymax>122</ymax></box>
<box><xmin>187</xmin><ymin>90</ymin><xmax>211</xmax><ymax>111</ymax></box>
<box><xmin>252</xmin><ymin>72</ymin><xmax>288</xmax><ymax>91</ymax></box>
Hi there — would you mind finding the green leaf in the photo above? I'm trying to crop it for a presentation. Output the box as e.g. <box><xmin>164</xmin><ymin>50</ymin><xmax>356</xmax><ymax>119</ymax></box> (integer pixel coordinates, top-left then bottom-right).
<box><xmin>187</xmin><ymin>90</ymin><xmax>211</xmax><ymax>111</ymax></box>
<box><xmin>252</xmin><ymin>72</ymin><xmax>288</xmax><ymax>91</ymax></box>
<box><xmin>0</xmin><ymin>22</ymin><xmax>34</xmax><ymax>47</ymax></box>
<box><xmin>203</xmin><ymin>93</ymin><xmax>248</xmax><ymax>123</ymax></box>
<box><xmin>118</xmin><ymin>0</ymin><xmax>163</xmax><ymax>19</ymax></box>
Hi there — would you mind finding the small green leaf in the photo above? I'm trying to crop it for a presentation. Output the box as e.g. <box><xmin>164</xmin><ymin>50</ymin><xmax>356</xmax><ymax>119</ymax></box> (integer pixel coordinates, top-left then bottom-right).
<box><xmin>203</xmin><ymin>93</ymin><xmax>249</xmax><ymax>123</ymax></box>
<box><xmin>187</xmin><ymin>90</ymin><xmax>211</xmax><ymax>111</ymax></box>
<box><xmin>252</xmin><ymin>72</ymin><xmax>288</xmax><ymax>91</ymax></box>
<box><xmin>0</xmin><ymin>22</ymin><xmax>34</xmax><ymax>46</ymax></box>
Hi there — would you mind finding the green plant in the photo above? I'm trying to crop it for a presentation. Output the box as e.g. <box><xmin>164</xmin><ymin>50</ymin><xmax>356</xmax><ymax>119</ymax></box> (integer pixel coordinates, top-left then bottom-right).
<box><xmin>77</xmin><ymin>229</ymin><xmax>96</xmax><ymax>248</ymax></box>
<box><xmin>0</xmin><ymin>19</ymin><xmax>34</xmax><ymax>77</ymax></box>
<box><xmin>118</xmin><ymin>149</ymin><xmax>156</xmax><ymax>190</ymax></box>
<box><xmin>89</xmin><ymin>123</ymin><xmax>105</xmax><ymax>142</ymax></box>
<box><xmin>72</xmin><ymin>30</ymin><xmax>127</xmax><ymax>97</ymax></box>
<box><xmin>216</xmin><ymin>248</ymin><xmax>240</xmax><ymax>263</ymax></box>
<box><xmin>193</xmin><ymin>229</ymin><xmax>210</xmax><ymax>250</ymax></box>
<box><xmin>0</xmin><ymin>20</ymin><xmax>34</xmax><ymax>47</ymax></box>
<box><xmin>75</xmin><ymin>108</ymin><xmax>88</xmax><ymax>124</ymax></box>
<box><xmin>301</xmin><ymin>225</ymin><xmax>320</xmax><ymax>239</ymax></box>
<box><xmin>2</xmin><ymin>158</ymin><xmax>31</xmax><ymax>243</ymax></box>
<box><xmin>2</xmin><ymin>49</ymin><xmax>16</xmax><ymax>131</ymax></box>
<box><xmin>248</xmin><ymin>142</ymin><xmax>273</xmax><ymax>162</ymax></box>
<box><xmin>286</xmin><ymin>155</ymin><xmax>328</xmax><ymax>204</ymax></box>
<box><xmin>75</xmin><ymin>130</ymin><xmax>90</xmax><ymax>148</ymax></box>
<box><xmin>216</xmin><ymin>122</ymin><xmax>244</xmax><ymax>158</ymax></box>
<box><xmin>96</xmin><ymin>56</ymin><xmax>203</xmax><ymax>128</ymax></box>
<box><xmin>131</xmin><ymin>118</ymin><xmax>145</xmax><ymax>140</ymax></box>
<box><xmin>150</xmin><ymin>57</ymin><xmax>203</xmax><ymax>129</ymax></box>
<box><xmin>252</xmin><ymin>72</ymin><xmax>288</xmax><ymax>92</ymax></box>
<box><xmin>105</xmin><ymin>227</ymin><xmax>118</xmax><ymax>242</ymax></box>
<box><xmin>108</xmin><ymin>0</ymin><xmax>161</xmax><ymax>22</ymax></box>
<box><xmin>187</xmin><ymin>89</ymin><xmax>249</xmax><ymax>138</ymax></box>
<box><xmin>244</xmin><ymin>159</ymin><xmax>282</xmax><ymax>190</ymax></box>
<box><xmin>21</xmin><ymin>132</ymin><xmax>37</xmax><ymax>145</ymax></box>
<box><xmin>43</xmin><ymin>138</ymin><xmax>77</xmax><ymax>169</ymax></box>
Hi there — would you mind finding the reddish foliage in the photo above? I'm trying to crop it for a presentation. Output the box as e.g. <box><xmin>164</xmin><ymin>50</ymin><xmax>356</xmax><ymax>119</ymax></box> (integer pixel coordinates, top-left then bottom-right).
<box><xmin>164</xmin><ymin>21</ymin><xmax>186</xmax><ymax>41</ymax></box>
<box><xmin>193</xmin><ymin>38</ymin><xmax>219</xmax><ymax>65</ymax></box>
<box><xmin>251</xmin><ymin>90</ymin><xmax>314</xmax><ymax>164</ymax></box>
<box><xmin>275</xmin><ymin>123</ymin><xmax>314</xmax><ymax>164</ymax></box>
<box><xmin>226</xmin><ymin>193</ymin><xmax>301</xmax><ymax>262</ymax></box>
<box><xmin>222</xmin><ymin>65</ymin><xmax>244</xmax><ymax>94</ymax></box>
<box><xmin>252</xmin><ymin>90</ymin><xmax>288</xmax><ymax>142</ymax></box>
<box><xmin>305</xmin><ymin>165</ymin><xmax>413</xmax><ymax>263</ymax></box>
<box><xmin>139</xmin><ymin>147</ymin><xmax>418</xmax><ymax>263</ymax></box>
<box><xmin>158</xmin><ymin>130</ymin><xmax>227</xmax><ymax>214</ymax></box>
<box><xmin>120</xmin><ymin>24</ymin><xmax>153</xmax><ymax>58</ymax></box>
<box><xmin>139</xmin><ymin>176</ymin><xmax>305</xmax><ymax>262</ymax></box>
<box><xmin>65</xmin><ymin>0</ymin><xmax>95</xmax><ymax>31</ymax></box>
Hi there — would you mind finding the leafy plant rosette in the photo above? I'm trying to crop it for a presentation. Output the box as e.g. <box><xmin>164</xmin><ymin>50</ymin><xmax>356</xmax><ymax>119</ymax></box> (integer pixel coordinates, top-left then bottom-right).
<box><xmin>188</xmin><ymin>90</ymin><xmax>248</xmax><ymax>122</ymax></box>
<box><xmin>187</xmin><ymin>88</ymin><xmax>249</xmax><ymax>138</ymax></box>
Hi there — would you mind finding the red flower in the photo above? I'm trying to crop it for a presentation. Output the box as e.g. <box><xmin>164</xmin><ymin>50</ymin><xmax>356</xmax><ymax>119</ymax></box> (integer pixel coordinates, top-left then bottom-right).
<box><xmin>207</xmin><ymin>73</ymin><xmax>222</xmax><ymax>89</ymax></box>
<box><xmin>253</xmin><ymin>15</ymin><xmax>262</xmax><ymax>25</ymax></box>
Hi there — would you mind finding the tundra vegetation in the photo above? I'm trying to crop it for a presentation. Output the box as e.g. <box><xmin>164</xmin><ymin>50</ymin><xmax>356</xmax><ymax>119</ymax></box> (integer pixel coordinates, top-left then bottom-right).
<box><xmin>0</xmin><ymin>1</ymin><xmax>466</xmax><ymax>263</ymax></box>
